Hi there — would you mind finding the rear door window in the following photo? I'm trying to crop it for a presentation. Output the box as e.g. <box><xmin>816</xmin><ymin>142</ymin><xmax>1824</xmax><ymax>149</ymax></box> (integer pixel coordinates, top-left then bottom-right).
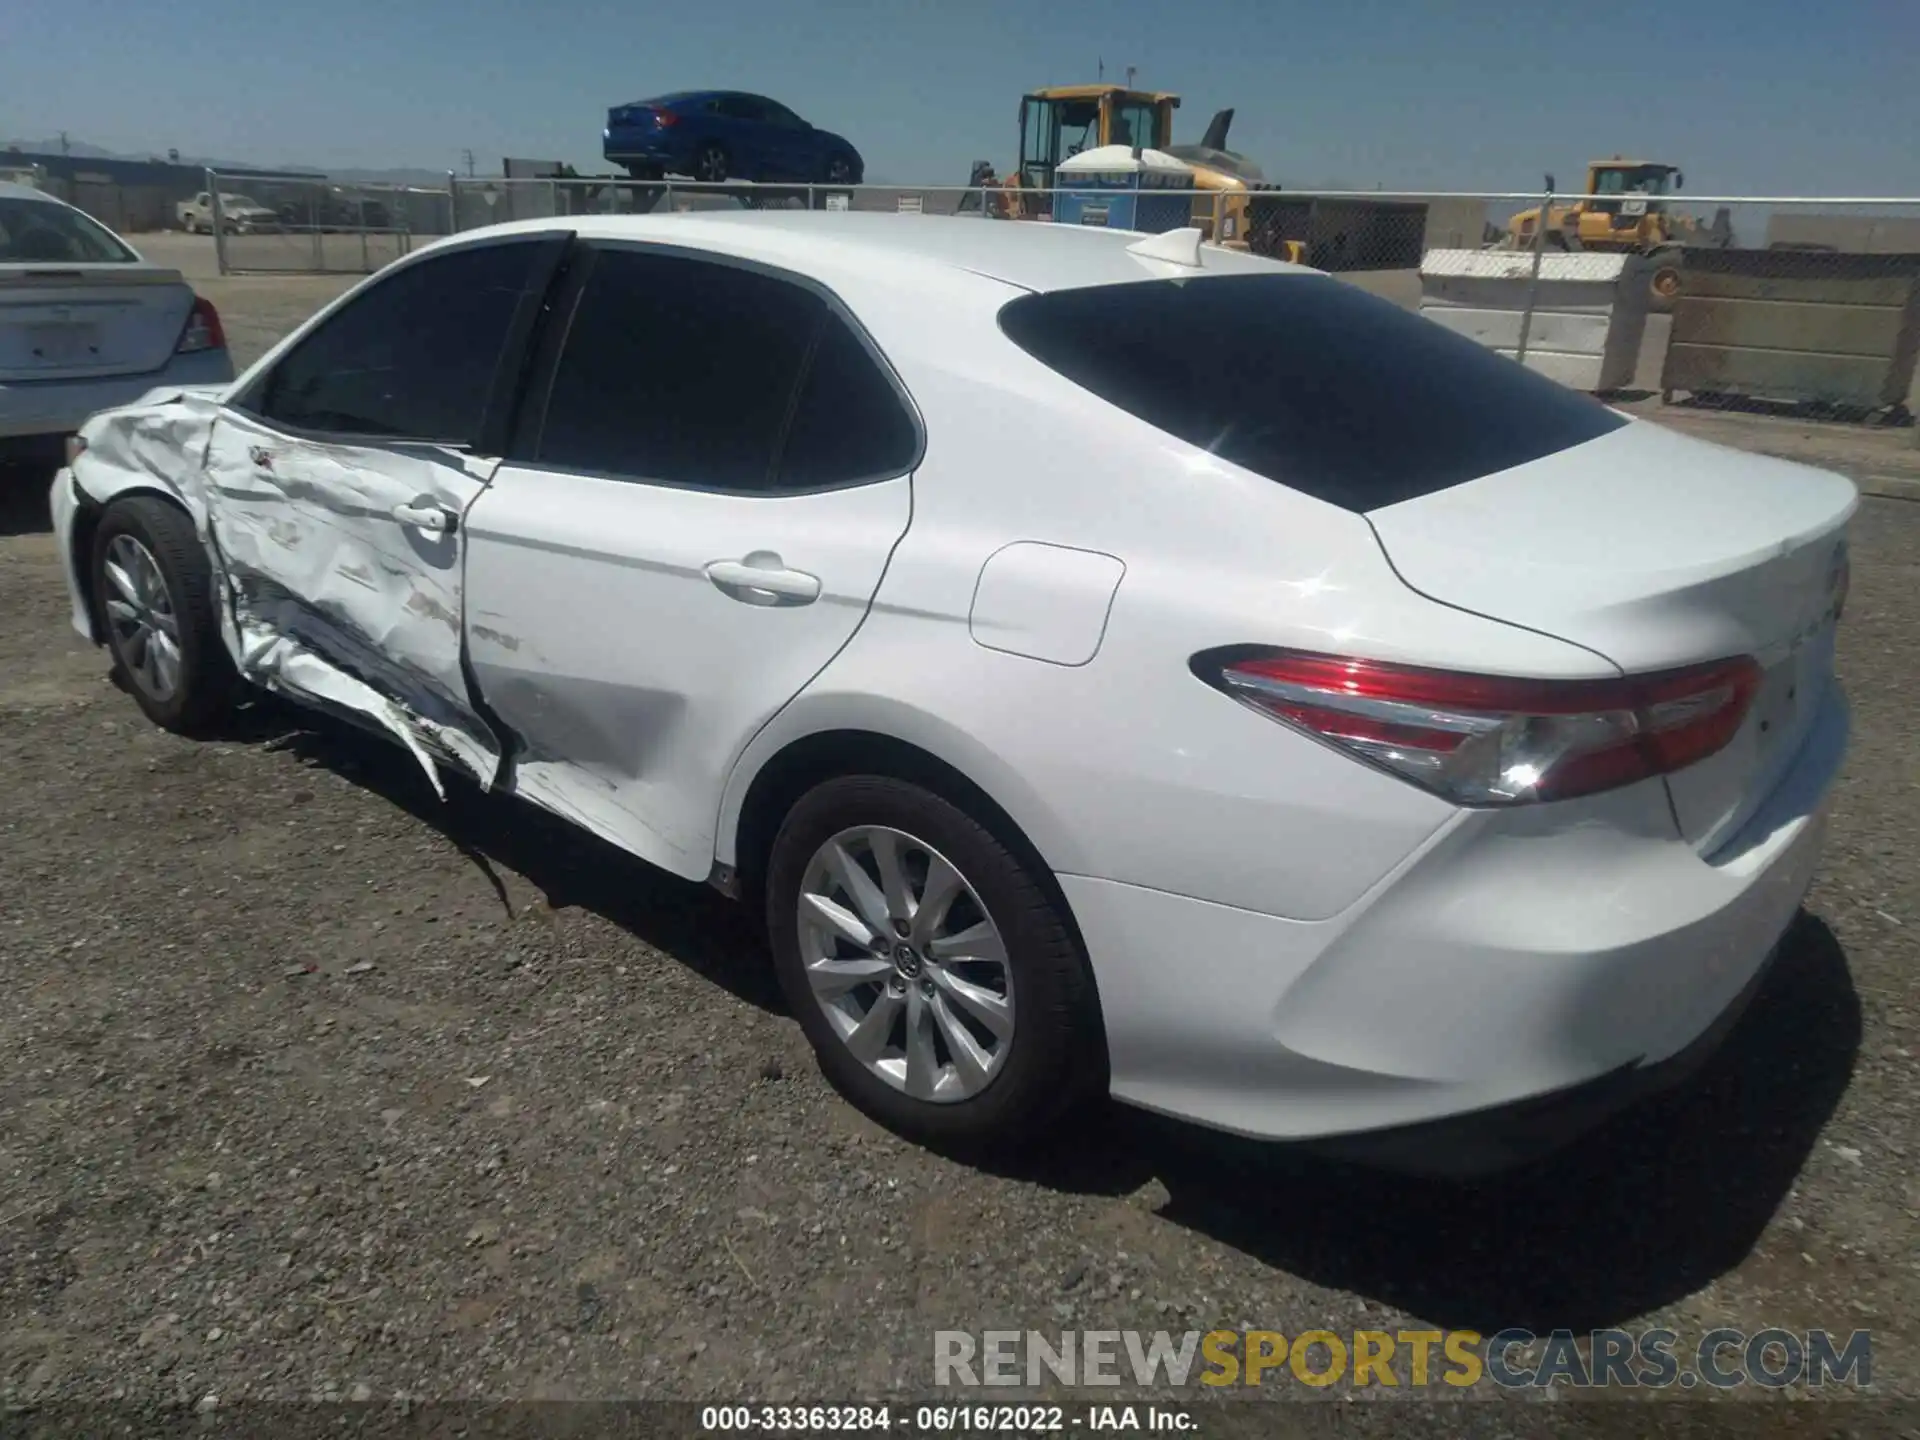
<box><xmin>534</xmin><ymin>248</ymin><xmax>818</xmax><ymax>489</ymax></box>
<box><xmin>997</xmin><ymin>274</ymin><xmax>1628</xmax><ymax>512</ymax></box>
<box><xmin>777</xmin><ymin>311</ymin><xmax>921</xmax><ymax>488</ymax></box>
<box><xmin>530</xmin><ymin>246</ymin><xmax>919</xmax><ymax>492</ymax></box>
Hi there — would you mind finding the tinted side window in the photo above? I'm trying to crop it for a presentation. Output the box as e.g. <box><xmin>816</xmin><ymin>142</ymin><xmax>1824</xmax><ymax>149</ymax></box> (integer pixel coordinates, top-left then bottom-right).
<box><xmin>248</xmin><ymin>241</ymin><xmax>542</xmax><ymax>443</ymax></box>
<box><xmin>998</xmin><ymin>274</ymin><xmax>1628</xmax><ymax>512</ymax></box>
<box><xmin>777</xmin><ymin>315</ymin><xmax>919</xmax><ymax>488</ymax></box>
<box><xmin>537</xmin><ymin>250</ymin><xmax>821</xmax><ymax>489</ymax></box>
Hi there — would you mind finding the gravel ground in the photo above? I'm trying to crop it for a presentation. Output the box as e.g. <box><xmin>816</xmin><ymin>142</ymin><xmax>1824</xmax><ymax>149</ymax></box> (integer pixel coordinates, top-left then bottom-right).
<box><xmin>1</xmin><ymin>245</ymin><xmax>1917</xmax><ymax>1427</ymax></box>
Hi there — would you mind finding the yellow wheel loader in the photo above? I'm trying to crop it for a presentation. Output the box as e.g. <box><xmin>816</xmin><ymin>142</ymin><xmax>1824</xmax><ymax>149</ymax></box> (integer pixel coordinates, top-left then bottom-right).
<box><xmin>1504</xmin><ymin>159</ymin><xmax>1733</xmax><ymax>303</ymax></box>
<box><xmin>970</xmin><ymin>84</ymin><xmax>1307</xmax><ymax>264</ymax></box>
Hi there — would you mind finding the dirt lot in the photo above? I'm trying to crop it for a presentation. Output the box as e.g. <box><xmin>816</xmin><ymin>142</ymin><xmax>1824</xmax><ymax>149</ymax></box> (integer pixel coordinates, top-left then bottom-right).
<box><xmin>2</xmin><ymin>243</ymin><xmax>1918</xmax><ymax>1426</ymax></box>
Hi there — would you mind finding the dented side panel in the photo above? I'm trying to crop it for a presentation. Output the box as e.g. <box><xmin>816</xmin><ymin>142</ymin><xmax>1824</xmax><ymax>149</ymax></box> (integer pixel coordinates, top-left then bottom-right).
<box><xmin>69</xmin><ymin>391</ymin><xmax>503</xmax><ymax>797</ymax></box>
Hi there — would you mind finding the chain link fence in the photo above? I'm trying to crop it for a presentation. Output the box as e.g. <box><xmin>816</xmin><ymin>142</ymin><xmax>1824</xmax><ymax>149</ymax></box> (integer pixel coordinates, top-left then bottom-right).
<box><xmin>205</xmin><ymin>170</ymin><xmax>1920</xmax><ymax>427</ymax></box>
<box><xmin>206</xmin><ymin>169</ymin><xmax>453</xmax><ymax>275</ymax></box>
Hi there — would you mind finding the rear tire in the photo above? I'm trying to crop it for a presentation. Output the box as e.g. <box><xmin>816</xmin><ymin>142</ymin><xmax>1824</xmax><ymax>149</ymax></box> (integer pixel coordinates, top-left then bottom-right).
<box><xmin>766</xmin><ymin>775</ymin><xmax>1103</xmax><ymax>1155</ymax></box>
<box><xmin>91</xmin><ymin>496</ymin><xmax>237</xmax><ymax>735</ymax></box>
<box><xmin>694</xmin><ymin>143</ymin><xmax>729</xmax><ymax>185</ymax></box>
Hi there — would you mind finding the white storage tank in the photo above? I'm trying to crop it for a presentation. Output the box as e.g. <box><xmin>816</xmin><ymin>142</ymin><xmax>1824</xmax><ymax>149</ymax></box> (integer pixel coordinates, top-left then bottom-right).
<box><xmin>1418</xmin><ymin>249</ymin><xmax>1653</xmax><ymax>392</ymax></box>
<box><xmin>1054</xmin><ymin>146</ymin><xmax>1196</xmax><ymax>233</ymax></box>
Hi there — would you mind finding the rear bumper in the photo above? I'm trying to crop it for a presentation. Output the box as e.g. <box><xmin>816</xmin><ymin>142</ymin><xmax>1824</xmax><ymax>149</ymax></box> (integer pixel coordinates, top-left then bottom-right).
<box><xmin>1304</xmin><ymin>929</ymin><xmax>1783</xmax><ymax>1176</ymax></box>
<box><xmin>603</xmin><ymin>130</ymin><xmax>690</xmax><ymax>171</ymax></box>
<box><xmin>0</xmin><ymin>349</ymin><xmax>234</xmax><ymax>441</ymax></box>
<box><xmin>1063</xmin><ymin>684</ymin><xmax>1846</xmax><ymax>1170</ymax></box>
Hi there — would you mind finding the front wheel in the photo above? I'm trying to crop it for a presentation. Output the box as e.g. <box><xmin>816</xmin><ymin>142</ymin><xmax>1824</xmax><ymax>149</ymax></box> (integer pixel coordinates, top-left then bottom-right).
<box><xmin>766</xmin><ymin>775</ymin><xmax>1103</xmax><ymax>1154</ymax></box>
<box><xmin>92</xmin><ymin>496</ymin><xmax>237</xmax><ymax>734</ymax></box>
<box><xmin>1649</xmin><ymin>248</ymin><xmax>1685</xmax><ymax>308</ymax></box>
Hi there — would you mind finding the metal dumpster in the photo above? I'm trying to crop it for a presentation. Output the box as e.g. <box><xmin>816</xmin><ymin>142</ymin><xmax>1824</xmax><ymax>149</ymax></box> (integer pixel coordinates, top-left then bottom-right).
<box><xmin>1661</xmin><ymin>248</ymin><xmax>1920</xmax><ymax>414</ymax></box>
<box><xmin>1419</xmin><ymin>249</ymin><xmax>1652</xmax><ymax>392</ymax></box>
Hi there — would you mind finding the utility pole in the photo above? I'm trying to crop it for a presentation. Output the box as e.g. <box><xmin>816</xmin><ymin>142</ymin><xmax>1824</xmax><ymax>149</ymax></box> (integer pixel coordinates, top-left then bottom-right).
<box><xmin>1097</xmin><ymin>57</ymin><xmax>1104</xmax><ymax>81</ymax></box>
<box><xmin>59</xmin><ymin>130</ymin><xmax>70</xmax><ymax>155</ymax></box>
<box><xmin>462</xmin><ymin>148</ymin><xmax>476</xmax><ymax>178</ymax></box>
<box><xmin>1125</xmin><ymin>65</ymin><xmax>1136</xmax><ymax>89</ymax></box>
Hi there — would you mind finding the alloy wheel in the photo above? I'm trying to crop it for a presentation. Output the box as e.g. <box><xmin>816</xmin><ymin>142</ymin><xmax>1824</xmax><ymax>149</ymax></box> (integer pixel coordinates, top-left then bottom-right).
<box><xmin>102</xmin><ymin>533</ymin><xmax>182</xmax><ymax>702</ymax></box>
<box><xmin>796</xmin><ymin>825</ymin><xmax>1015</xmax><ymax>1103</ymax></box>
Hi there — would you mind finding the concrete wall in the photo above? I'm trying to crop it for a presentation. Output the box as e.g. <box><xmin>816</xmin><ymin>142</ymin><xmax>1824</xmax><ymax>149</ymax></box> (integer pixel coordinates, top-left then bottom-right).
<box><xmin>1422</xmin><ymin>196</ymin><xmax>1492</xmax><ymax>251</ymax></box>
<box><xmin>1766</xmin><ymin>212</ymin><xmax>1920</xmax><ymax>254</ymax></box>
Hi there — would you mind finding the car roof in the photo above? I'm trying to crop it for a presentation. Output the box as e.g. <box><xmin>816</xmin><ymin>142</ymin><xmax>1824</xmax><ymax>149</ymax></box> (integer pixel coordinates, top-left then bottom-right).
<box><xmin>443</xmin><ymin>210</ymin><xmax>1316</xmax><ymax>296</ymax></box>
<box><xmin>635</xmin><ymin>89</ymin><xmax>761</xmax><ymax>106</ymax></box>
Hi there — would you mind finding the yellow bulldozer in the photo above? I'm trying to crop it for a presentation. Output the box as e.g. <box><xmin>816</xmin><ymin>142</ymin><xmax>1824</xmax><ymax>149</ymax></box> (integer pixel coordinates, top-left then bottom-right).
<box><xmin>967</xmin><ymin>83</ymin><xmax>1306</xmax><ymax>263</ymax></box>
<box><xmin>1503</xmin><ymin>158</ymin><xmax>1733</xmax><ymax>301</ymax></box>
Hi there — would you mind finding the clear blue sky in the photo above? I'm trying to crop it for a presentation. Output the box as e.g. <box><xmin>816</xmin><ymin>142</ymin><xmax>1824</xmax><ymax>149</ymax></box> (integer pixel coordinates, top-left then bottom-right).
<box><xmin>7</xmin><ymin>0</ymin><xmax>1917</xmax><ymax>194</ymax></box>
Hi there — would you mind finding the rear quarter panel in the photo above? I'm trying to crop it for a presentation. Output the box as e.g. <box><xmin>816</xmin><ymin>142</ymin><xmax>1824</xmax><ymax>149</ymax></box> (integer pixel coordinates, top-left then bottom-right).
<box><xmin>721</xmin><ymin>266</ymin><xmax>1623</xmax><ymax>920</ymax></box>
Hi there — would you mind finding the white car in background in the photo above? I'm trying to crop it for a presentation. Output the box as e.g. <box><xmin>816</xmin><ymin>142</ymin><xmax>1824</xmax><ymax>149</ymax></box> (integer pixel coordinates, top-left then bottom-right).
<box><xmin>1</xmin><ymin>182</ymin><xmax>233</xmax><ymax>466</ymax></box>
<box><xmin>176</xmin><ymin>191</ymin><xmax>279</xmax><ymax>235</ymax></box>
<box><xmin>49</xmin><ymin>212</ymin><xmax>1854</xmax><ymax>1173</ymax></box>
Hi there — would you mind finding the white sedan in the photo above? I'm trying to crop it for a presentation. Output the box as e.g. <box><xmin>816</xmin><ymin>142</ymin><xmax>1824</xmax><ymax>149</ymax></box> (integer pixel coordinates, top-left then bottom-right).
<box><xmin>49</xmin><ymin>212</ymin><xmax>1853</xmax><ymax>1173</ymax></box>
<box><xmin>2</xmin><ymin>182</ymin><xmax>234</xmax><ymax>465</ymax></box>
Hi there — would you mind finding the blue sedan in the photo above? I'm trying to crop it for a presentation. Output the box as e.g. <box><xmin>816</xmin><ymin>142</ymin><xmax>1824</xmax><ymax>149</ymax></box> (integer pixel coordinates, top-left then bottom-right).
<box><xmin>603</xmin><ymin>91</ymin><xmax>865</xmax><ymax>186</ymax></box>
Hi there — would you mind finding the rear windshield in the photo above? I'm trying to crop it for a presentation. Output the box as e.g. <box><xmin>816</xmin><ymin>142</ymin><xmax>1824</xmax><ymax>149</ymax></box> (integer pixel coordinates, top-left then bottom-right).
<box><xmin>0</xmin><ymin>197</ymin><xmax>137</xmax><ymax>264</ymax></box>
<box><xmin>997</xmin><ymin>274</ymin><xmax>1628</xmax><ymax>512</ymax></box>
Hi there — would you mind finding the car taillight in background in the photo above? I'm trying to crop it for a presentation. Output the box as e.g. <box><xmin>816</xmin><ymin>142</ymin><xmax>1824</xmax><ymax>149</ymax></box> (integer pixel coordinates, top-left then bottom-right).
<box><xmin>649</xmin><ymin>108</ymin><xmax>678</xmax><ymax>127</ymax></box>
<box><xmin>1193</xmin><ymin>647</ymin><xmax>1762</xmax><ymax>806</ymax></box>
<box><xmin>176</xmin><ymin>296</ymin><xmax>226</xmax><ymax>354</ymax></box>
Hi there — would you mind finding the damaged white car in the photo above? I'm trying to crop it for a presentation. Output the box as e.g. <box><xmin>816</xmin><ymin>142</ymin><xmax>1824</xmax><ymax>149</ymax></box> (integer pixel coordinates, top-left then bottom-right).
<box><xmin>53</xmin><ymin>213</ymin><xmax>1853</xmax><ymax>1171</ymax></box>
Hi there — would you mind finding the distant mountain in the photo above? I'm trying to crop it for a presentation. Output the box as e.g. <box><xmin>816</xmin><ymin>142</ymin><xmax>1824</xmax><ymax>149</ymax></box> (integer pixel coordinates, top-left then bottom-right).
<box><xmin>2</xmin><ymin>137</ymin><xmax>458</xmax><ymax>187</ymax></box>
<box><xmin>4</xmin><ymin>137</ymin><xmax>132</xmax><ymax>162</ymax></box>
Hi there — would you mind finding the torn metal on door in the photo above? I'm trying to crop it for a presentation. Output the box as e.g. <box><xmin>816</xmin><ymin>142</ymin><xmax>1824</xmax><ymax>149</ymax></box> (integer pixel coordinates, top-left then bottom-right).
<box><xmin>69</xmin><ymin>388</ymin><xmax>501</xmax><ymax>798</ymax></box>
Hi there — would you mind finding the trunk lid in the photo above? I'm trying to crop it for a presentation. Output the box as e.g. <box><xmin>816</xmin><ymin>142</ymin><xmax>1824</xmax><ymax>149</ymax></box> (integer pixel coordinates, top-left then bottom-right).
<box><xmin>0</xmin><ymin>264</ymin><xmax>195</xmax><ymax>382</ymax></box>
<box><xmin>1366</xmin><ymin>418</ymin><xmax>1855</xmax><ymax>852</ymax></box>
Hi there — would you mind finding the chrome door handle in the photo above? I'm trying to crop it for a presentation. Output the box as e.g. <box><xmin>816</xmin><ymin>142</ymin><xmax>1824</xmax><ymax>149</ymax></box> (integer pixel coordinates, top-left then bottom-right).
<box><xmin>705</xmin><ymin>554</ymin><xmax>822</xmax><ymax>606</ymax></box>
<box><xmin>392</xmin><ymin>501</ymin><xmax>457</xmax><ymax>534</ymax></box>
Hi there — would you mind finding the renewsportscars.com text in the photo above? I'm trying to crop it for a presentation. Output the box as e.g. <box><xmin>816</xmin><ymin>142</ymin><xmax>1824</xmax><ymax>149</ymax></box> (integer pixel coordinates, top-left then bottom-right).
<box><xmin>934</xmin><ymin>1327</ymin><xmax>1872</xmax><ymax>1390</ymax></box>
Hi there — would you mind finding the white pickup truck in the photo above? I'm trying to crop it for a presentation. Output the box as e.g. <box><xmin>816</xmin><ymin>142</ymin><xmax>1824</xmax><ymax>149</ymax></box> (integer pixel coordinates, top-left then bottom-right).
<box><xmin>175</xmin><ymin>191</ymin><xmax>279</xmax><ymax>234</ymax></box>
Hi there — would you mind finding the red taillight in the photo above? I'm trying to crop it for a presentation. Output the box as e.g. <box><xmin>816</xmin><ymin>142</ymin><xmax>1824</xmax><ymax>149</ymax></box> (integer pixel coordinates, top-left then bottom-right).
<box><xmin>651</xmin><ymin>108</ymin><xmax>678</xmax><ymax>127</ymax></box>
<box><xmin>1195</xmin><ymin>648</ymin><xmax>1761</xmax><ymax>806</ymax></box>
<box><xmin>176</xmin><ymin>296</ymin><xmax>226</xmax><ymax>354</ymax></box>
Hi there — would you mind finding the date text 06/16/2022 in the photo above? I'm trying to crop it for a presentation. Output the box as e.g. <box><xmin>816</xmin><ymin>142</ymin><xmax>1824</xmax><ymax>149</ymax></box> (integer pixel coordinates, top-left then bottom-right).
<box><xmin>699</xmin><ymin>1404</ymin><xmax>1194</xmax><ymax>1432</ymax></box>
